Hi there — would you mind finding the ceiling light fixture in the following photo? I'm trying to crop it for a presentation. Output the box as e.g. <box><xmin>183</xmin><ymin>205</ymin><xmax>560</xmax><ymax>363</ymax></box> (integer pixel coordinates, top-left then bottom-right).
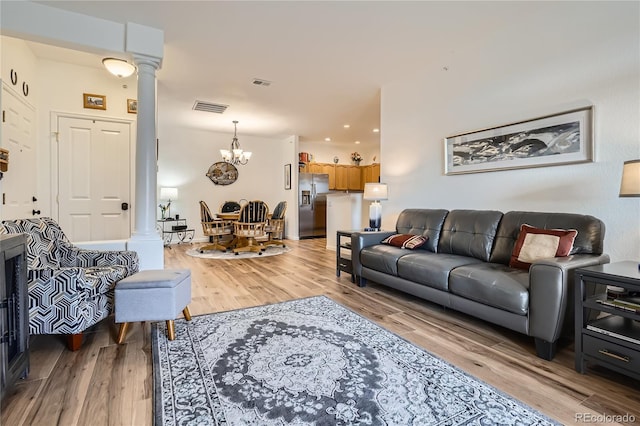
<box><xmin>373</xmin><ymin>128</ymin><xmax>380</xmax><ymax>133</ymax></box>
<box><xmin>102</xmin><ymin>58</ymin><xmax>136</xmax><ymax>78</ymax></box>
<box><xmin>220</xmin><ymin>120</ymin><xmax>252</xmax><ymax>166</ymax></box>
<box><xmin>325</xmin><ymin>137</ymin><xmax>331</xmax><ymax>142</ymax></box>
<box><xmin>344</xmin><ymin>124</ymin><xmax>350</xmax><ymax>128</ymax></box>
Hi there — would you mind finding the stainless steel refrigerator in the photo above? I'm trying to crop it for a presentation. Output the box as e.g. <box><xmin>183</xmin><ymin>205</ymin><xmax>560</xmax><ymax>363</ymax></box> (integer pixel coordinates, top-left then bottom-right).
<box><xmin>298</xmin><ymin>173</ymin><xmax>329</xmax><ymax>238</ymax></box>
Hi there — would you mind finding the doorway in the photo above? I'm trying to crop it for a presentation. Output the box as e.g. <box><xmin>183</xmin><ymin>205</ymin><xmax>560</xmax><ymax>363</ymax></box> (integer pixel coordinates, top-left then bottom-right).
<box><xmin>56</xmin><ymin>115</ymin><xmax>133</xmax><ymax>242</ymax></box>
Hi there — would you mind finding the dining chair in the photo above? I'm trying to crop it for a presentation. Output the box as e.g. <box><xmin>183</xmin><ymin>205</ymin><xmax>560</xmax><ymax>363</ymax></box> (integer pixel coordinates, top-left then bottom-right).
<box><xmin>220</xmin><ymin>200</ymin><xmax>241</xmax><ymax>214</ymax></box>
<box><xmin>263</xmin><ymin>201</ymin><xmax>287</xmax><ymax>248</ymax></box>
<box><xmin>233</xmin><ymin>200</ymin><xmax>269</xmax><ymax>255</ymax></box>
<box><xmin>199</xmin><ymin>200</ymin><xmax>234</xmax><ymax>252</ymax></box>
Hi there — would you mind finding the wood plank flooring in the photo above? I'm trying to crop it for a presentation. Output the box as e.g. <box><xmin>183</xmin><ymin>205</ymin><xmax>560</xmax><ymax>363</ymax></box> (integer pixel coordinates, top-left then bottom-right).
<box><xmin>1</xmin><ymin>238</ymin><xmax>638</xmax><ymax>425</ymax></box>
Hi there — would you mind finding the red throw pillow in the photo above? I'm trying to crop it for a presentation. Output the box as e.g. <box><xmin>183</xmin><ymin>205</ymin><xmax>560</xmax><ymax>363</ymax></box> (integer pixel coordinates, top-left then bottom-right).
<box><xmin>381</xmin><ymin>234</ymin><xmax>428</xmax><ymax>250</ymax></box>
<box><xmin>510</xmin><ymin>224</ymin><xmax>578</xmax><ymax>270</ymax></box>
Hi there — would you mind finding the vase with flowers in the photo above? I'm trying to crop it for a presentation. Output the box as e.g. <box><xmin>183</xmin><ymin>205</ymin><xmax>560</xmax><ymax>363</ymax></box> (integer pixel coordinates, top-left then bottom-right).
<box><xmin>351</xmin><ymin>152</ymin><xmax>362</xmax><ymax>166</ymax></box>
<box><xmin>159</xmin><ymin>201</ymin><xmax>171</xmax><ymax>220</ymax></box>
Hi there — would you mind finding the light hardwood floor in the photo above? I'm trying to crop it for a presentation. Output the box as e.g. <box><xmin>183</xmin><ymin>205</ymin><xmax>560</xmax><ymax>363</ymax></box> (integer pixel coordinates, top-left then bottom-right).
<box><xmin>2</xmin><ymin>239</ymin><xmax>639</xmax><ymax>425</ymax></box>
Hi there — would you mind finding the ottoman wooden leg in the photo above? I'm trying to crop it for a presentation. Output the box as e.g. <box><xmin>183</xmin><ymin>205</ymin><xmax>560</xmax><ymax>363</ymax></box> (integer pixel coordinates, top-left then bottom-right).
<box><xmin>183</xmin><ymin>306</ymin><xmax>192</xmax><ymax>321</ymax></box>
<box><xmin>167</xmin><ymin>320</ymin><xmax>175</xmax><ymax>340</ymax></box>
<box><xmin>117</xmin><ymin>323</ymin><xmax>129</xmax><ymax>344</ymax></box>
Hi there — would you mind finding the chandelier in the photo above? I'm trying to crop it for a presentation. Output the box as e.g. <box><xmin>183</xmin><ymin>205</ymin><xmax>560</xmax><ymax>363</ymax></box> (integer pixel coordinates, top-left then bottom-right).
<box><xmin>220</xmin><ymin>120</ymin><xmax>252</xmax><ymax>165</ymax></box>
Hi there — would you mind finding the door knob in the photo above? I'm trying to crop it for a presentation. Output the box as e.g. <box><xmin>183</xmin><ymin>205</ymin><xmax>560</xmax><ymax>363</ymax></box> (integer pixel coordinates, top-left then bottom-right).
<box><xmin>121</xmin><ymin>202</ymin><xmax>129</xmax><ymax>211</ymax></box>
<box><xmin>32</xmin><ymin>209</ymin><xmax>41</xmax><ymax>215</ymax></box>
<box><xmin>32</xmin><ymin>196</ymin><xmax>38</xmax><ymax>202</ymax></box>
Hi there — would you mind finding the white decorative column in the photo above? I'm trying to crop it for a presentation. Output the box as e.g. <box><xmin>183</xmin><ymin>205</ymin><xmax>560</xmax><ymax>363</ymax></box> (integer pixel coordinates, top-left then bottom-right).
<box><xmin>127</xmin><ymin>54</ymin><xmax>164</xmax><ymax>270</ymax></box>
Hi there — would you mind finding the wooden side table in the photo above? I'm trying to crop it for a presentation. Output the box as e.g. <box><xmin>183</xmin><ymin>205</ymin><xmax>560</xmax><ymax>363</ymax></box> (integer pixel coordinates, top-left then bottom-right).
<box><xmin>575</xmin><ymin>261</ymin><xmax>640</xmax><ymax>380</ymax></box>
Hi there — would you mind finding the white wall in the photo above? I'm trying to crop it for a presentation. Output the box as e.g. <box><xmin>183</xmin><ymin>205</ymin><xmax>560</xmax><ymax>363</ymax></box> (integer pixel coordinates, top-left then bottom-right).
<box><xmin>156</xmin><ymin>124</ymin><xmax>298</xmax><ymax>241</ymax></box>
<box><xmin>299</xmin><ymin>140</ymin><xmax>380</xmax><ymax>166</ymax></box>
<box><xmin>36</xmin><ymin>56</ymin><xmax>137</xmax><ymax>218</ymax></box>
<box><xmin>380</xmin><ymin>2</ymin><xmax>640</xmax><ymax>263</ymax></box>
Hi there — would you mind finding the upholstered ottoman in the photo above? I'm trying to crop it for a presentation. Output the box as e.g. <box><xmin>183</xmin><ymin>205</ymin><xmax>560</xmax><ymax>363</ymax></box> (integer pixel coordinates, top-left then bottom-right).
<box><xmin>115</xmin><ymin>269</ymin><xmax>192</xmax><ymax>343</ymax></box>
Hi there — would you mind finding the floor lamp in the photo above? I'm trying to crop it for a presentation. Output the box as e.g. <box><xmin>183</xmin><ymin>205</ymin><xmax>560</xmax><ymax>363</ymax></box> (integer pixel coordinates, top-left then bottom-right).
<box><xmin>363</xmin><ymin>183</ymin><xmax>388</xmax><ymax>231</ymax></box>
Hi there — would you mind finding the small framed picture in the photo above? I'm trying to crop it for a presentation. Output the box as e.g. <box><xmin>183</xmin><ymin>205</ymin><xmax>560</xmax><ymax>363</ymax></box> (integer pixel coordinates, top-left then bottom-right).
<box><xmin>284</xmin><ymin>163</ymin><xmax>292</xmax><ymax>190</ymax></box>
<box><xmin>83</xmin><ymin>93</ymin><xmax>106</xmax><ymax>110</ymax></box>
<box><xmin>127</xmin><ymin>99</ymin><xmax>138</xmax><ymax>114</ymax></box>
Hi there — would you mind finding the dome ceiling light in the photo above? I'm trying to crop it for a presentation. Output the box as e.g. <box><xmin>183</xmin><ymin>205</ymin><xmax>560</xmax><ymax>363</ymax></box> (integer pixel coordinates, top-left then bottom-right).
<box><xmin>102</xmin><ymin>58</ymin><xmax>136</xmax><ymax>78</ymax></box>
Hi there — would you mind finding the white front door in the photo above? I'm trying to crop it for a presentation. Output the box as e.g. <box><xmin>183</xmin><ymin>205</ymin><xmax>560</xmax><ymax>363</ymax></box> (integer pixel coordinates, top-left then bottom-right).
<box><xmin>57</xmin><ymin>116</ymin><xmax>132</xmax><ymax>242</ymax></box>
<box><xmin>0</xmin><ymin>83</ymin><xmax>38</xmax><ymax>220</ymax></box>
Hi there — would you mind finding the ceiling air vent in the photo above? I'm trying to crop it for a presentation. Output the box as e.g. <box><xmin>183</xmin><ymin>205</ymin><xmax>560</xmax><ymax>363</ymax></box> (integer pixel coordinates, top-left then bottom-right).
<box><xmin>252</xmin><ymin>78</ymin><xmax>272</xmax><ymax>87</ymax></box>
<box><xmin>192</xmin><ymin>101</ymin><xmax>228</xmax><ymax>114</ymax></box>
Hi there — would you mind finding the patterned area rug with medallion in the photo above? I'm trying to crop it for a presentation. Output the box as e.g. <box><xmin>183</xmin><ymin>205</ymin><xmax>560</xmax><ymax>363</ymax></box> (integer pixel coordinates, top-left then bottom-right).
<box><xmin>152</xmin><ymin>296</ymin><xmax>559</xmax><ymax>425</ymax></box>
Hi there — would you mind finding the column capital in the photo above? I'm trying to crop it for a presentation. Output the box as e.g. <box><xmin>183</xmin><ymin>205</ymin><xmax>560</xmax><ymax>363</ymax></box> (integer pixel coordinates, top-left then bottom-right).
<box><xmin>132</xmin><ymin>53</ymin><xmax>162</xmax><ymax>70</ymax></box>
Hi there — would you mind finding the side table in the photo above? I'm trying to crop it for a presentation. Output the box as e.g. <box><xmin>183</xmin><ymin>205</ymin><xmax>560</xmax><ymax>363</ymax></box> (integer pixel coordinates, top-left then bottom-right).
<box><xmin>336</xmin><ymin>230</ymin><xmax>356</xmax><ymax>283</ymax></box>
<box><xmin>157</xmin><ymin>218</ymin><xmax>195</xmax><ymax>246</ymax></box>
<box><xmin>575</xmin><ymin>261</ymin><xmax>640</xmax><ymax>380</ymax></box>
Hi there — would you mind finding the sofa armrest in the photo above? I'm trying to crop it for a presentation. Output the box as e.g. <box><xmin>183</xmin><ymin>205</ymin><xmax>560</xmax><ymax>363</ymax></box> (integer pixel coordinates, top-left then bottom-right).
<box><xmin>528</xmin><ymin>253</ymin><xmax>610</xmax><ymax>343</ymax></box>
<box><xmin>351</xmin><ymin>230</ymin><xmax>396</xmax><ymax>281</ymax></box>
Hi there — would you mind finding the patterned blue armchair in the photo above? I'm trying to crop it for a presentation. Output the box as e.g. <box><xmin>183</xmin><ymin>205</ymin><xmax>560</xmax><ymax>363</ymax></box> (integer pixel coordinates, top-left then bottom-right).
<box><xmin>0</xmin><ymin>217</ymin><xmax>139</xmax><ymax>350</ymax></box>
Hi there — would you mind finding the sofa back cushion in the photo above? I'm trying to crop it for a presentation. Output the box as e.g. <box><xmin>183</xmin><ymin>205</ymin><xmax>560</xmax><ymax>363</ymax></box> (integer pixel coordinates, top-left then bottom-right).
<box><xmin>395</xmin><ymin>209</ymin><xmax>449</xmax><ymax>252</ymax></box>
<box><xmin>438</xmin><ymin>210</ymin><xmax>503</xmax><ymax>261</ymax></box>
<box><xmin>490</xmin><ymin>211</ymin><xmax>606</xmax><ymax>265</ymax></box>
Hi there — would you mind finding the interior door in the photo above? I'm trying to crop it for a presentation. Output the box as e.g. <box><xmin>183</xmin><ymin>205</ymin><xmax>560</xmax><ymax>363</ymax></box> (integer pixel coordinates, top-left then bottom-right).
<box><xmin>57</xmin><ymin>116</ymin><xmax>131</xmax><ymax>242</ymax></box>
<box><xmin>0</xmin><ymin>83</ymin><xmax>37</xmax><ymax>220</ymax></box>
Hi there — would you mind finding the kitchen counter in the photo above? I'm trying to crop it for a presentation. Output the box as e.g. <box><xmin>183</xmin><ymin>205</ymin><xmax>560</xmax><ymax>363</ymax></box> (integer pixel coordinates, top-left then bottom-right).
<box><xmin>326</xmin><ymin>192</ymin><xmax>367</xmax><ymax>250</ymax></box>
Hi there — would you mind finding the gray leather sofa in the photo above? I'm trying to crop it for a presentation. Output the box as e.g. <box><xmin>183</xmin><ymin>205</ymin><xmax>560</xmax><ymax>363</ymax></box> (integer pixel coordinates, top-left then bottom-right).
<box><xmin>351</xmin><ymin>209</ymin><xmax>609</xmax><ymax>360</ymax></box>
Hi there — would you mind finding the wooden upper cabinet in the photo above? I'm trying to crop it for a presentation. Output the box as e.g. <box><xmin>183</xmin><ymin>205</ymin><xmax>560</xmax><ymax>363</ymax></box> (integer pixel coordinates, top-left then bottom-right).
<box><xmin>299</xmin><ymin>161</ymin><xmax>380</xmax><ymax>191</ymax></box>
<box><xmin>334</xmin><ymin>165</ymin><xmax>349</xmax><ymax>190</ymax></box>
<box><xmin>347</xmin><ymin>166</ymin><xmax>361</xmax><ymax>191</ymax></box>
<box><xmin>362</xmin><ymin>163</ymin><xmax>380</xmax><ymax>186</ymax></box>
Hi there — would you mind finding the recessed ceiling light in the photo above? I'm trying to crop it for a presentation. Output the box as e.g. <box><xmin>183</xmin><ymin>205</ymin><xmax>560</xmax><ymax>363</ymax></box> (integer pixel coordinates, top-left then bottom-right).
<box><xmin>355</xmin><ymin>141</ymin><xmax>360</xmax><ymax>144</ymax></box>
<box><xmin>343</xmin><ymin>124</ymin><xmax>350</xmax><ymax>129</ymax></box>
<box><xmin>325</xmin><ymin>137</ymin><xmax>331</xmax><ymax>142</ymax></box>
<box><xmin>373</xmin><ymin>128</ymin><xmax>380</xmax><ymax>133</ymax></box>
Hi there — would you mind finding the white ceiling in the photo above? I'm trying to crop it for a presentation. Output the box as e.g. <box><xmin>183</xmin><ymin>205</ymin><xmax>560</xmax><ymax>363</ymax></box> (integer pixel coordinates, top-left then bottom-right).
<box><xmin>21</xmin><ymin>1</ymin><xmax>596</xmax><ymax>146</ymax></box>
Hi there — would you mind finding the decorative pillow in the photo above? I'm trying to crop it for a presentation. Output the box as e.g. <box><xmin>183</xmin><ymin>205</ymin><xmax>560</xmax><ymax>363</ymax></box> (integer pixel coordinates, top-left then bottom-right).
<box><xmin>381</xmin><ymin>234</ymin><xmax>428</xmax><ymax>250</ymax></box>
<box><xmin>509</xmin><ymin>224</ymin><xmax>578</xmax><ymax>270</ymax></box>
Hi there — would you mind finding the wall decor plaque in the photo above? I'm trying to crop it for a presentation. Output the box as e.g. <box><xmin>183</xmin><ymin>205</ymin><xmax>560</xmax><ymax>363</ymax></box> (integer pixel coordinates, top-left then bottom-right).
<box><xmin>206</xmin><ymin>161</ymin><xmax>238</xmax><ymax>185</ymax></box>
<box><xmin>444</xmin><ymin>106</ymin><xmax>593</xmax><ymax>175</ymax></box>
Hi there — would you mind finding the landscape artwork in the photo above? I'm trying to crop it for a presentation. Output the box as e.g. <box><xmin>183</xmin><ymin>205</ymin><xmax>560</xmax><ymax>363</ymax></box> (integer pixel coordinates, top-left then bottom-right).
<box><xmin>444</xmin><ymin>106</ymin><xmax>593</xmax><ymax>175</ymax></box>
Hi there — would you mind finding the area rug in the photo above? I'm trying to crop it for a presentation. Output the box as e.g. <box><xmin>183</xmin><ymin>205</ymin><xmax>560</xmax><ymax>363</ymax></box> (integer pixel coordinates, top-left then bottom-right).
<box><xmin>186</xmin><ymin>245</ymin><xmax>290</xmax><ymax>259</ymax></box>
<box><xmin>152</xmin><ymin>296</ymin><xmax>559</xmax><ymax>426</ymax></box>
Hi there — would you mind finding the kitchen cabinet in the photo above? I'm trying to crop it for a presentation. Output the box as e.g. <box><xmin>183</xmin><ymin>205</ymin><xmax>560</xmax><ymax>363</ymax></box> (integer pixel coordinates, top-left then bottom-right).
<box><xmin>298</xmin><ymin>161</ymin><xmax>379</xmax><ymax>191</ymax></box>
<box><xmin>361</xmin><ymin>163</ymin><xmax>380</xmax><ymax>186</ymax></box>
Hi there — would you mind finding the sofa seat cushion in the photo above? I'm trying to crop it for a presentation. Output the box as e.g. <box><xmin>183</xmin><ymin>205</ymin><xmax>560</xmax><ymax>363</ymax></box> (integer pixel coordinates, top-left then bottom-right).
<box><xmin>449</xmin><ymin>263</ymin><xmax>530</xmax><ymax>315</ymax></box>
<box><xmin>397</xmin><ymin>253</ymin><xmax>482</xmax><ymax>291</ymax></box>
<box><xmin>360</xmin><ymin>245</ymin><xmax>410</xmax><ymax>276</ymax></box>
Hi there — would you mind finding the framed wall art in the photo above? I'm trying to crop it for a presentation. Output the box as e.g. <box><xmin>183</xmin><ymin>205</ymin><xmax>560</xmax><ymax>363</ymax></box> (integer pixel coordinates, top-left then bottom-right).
<box><xmin>127</xmin><ymin>99</ymin><xmax>137</xmax><ymax>114</ymax></box>
<box><xmin>83</xmin><ymin>93</ymin><xmax>106</xmax><ymax>110</ymax></box>
<box><xmin>284</xmin><ymin>163</ymin><xmax>292</xmax><ymax>190</ymax></box>
<box><xmin>444</xmin><ymin>106</ymin><xmax>593</xmax><ymax>175</ymax></box>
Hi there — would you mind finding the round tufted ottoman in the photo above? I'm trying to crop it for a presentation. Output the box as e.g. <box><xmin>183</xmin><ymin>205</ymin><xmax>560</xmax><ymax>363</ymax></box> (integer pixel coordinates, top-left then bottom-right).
<box><xmin>115</xmin><ymin>268</ymin><xmax>192</xmax><ymax>343</ymax></box>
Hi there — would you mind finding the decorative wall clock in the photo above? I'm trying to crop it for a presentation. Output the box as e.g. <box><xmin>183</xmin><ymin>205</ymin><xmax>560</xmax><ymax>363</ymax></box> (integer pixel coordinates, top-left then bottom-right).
<box><xmin>206</xmin><ymin>161</ymin><xmax>238</xmax><ymax>185</ymax></box>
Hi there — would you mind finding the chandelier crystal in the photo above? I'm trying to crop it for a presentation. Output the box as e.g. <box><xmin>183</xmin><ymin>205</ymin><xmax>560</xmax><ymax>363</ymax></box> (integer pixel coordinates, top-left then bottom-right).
<box><xmin>220</xmin><ymin>120</ymin><xmax>252</xmax><ymax>165</ymax></box>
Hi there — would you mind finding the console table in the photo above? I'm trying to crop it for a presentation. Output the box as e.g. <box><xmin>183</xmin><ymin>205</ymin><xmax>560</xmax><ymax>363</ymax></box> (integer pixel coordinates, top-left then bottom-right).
<box><xmin>575</xmin><ymin>261</ymin><xmax>640</xmax><ymax>380</ymax></box>
<box><xmin>157</xmin><ymin>218</ymin><xmax>195</xmax><ymax>246</ymax></box>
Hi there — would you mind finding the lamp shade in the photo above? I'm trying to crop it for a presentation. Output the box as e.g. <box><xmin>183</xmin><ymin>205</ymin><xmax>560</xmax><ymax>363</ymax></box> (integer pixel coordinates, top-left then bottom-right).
<box><xmin>102</xmin><ymin>58</ymin><xmax>136</xmax><ymax>78</ymax></box>
<box><xmin>363</xmin><ymin>183</ymin><xmax>388</xmax><ymax>201</ymax></box>
<box><xmin>619</xmin><ymin>159</ymin><xmax>640</xmax><ymax>197</ymax></box>
<box><xmin>160</xmin><ymin>187</ymin><xmax>178</xmax><ymax>200</ymax></box>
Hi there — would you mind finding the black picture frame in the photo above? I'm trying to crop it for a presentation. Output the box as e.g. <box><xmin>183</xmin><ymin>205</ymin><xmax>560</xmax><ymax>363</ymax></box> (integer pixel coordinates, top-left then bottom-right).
<box><xmin>284</xmin><ymin>163</ymin><xmax>292</xmax><ymax>190</ymax></box>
